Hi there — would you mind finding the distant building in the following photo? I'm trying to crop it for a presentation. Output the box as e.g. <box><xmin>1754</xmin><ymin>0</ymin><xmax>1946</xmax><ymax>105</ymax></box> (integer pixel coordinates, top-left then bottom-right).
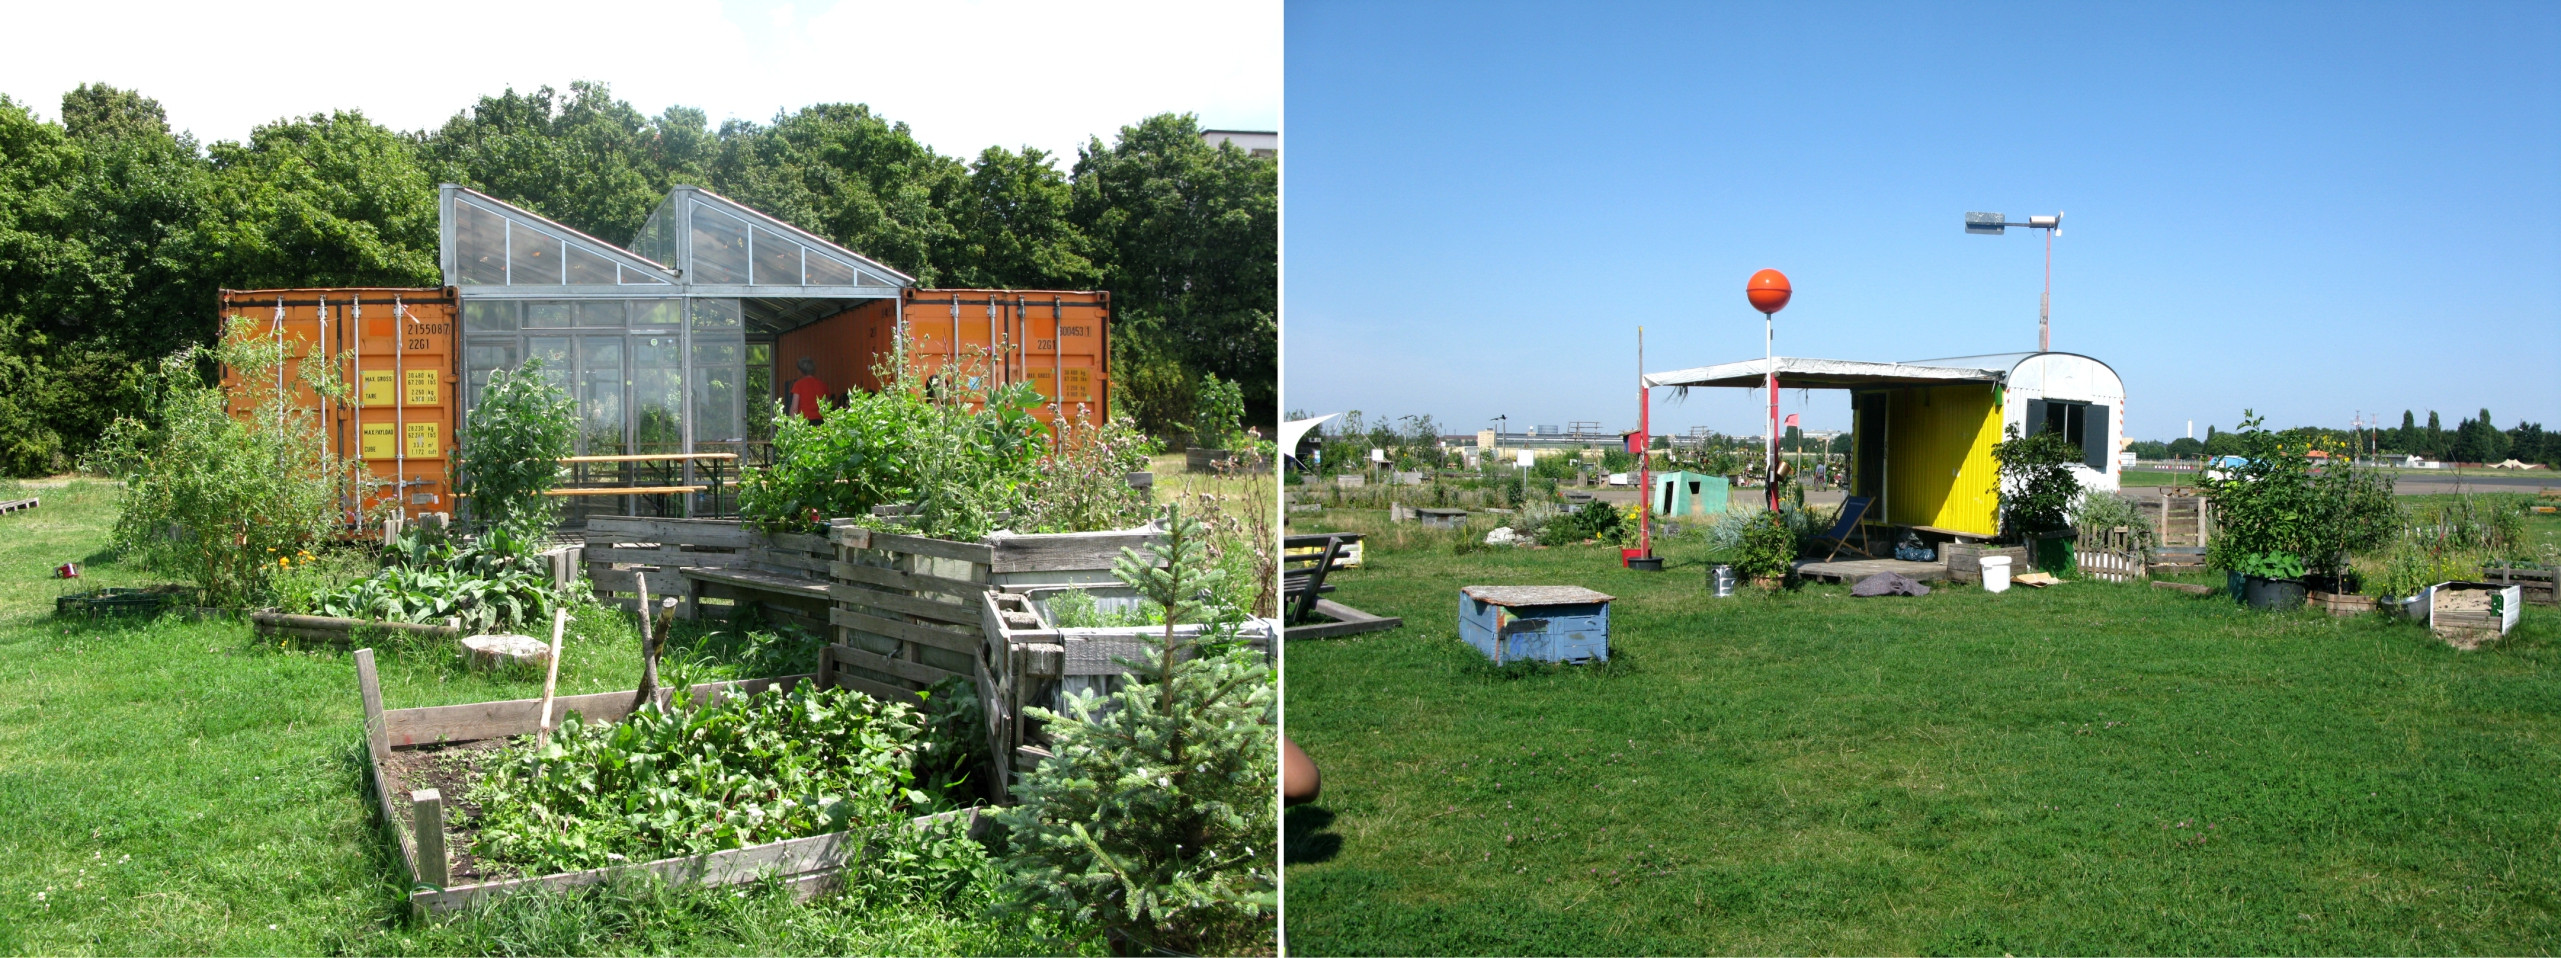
<box><xmin>1201</xmin><ymin>130</ymin><xmax>1277</xmax><ymax>158</ymax></box>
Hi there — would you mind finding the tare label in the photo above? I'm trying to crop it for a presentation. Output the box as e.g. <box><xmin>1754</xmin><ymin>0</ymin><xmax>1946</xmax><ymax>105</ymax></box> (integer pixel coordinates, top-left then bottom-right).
<box><xmin>405</xmin><ymin>370</ymin><xmax>439</xmax><ymax>405</ymax></box>
<box><xmin>360</xmin><ymin>370</ymin><xmax>395</xmax><ymax>406</ymax></box>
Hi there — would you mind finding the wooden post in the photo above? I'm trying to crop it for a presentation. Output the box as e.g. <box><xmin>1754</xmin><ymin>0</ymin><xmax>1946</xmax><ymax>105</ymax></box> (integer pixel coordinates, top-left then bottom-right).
<box><xmin>355</xmin><ymin>648</ymin><xmax>389</xmax><ymax>765</ymax></box>
<box><xmin>411</xmin><ymin>788</ymin><xmax>447</xmax><ymax>889</ymax></box>
<box><xmin>535</xmin><ymin>607</ymin><xmax>568</xmax><ymax>748</ymax></box>
<box><xmin>630</xmin><ymin>577</ymin><xmax>661</xmax><ymax>714</ymax></box>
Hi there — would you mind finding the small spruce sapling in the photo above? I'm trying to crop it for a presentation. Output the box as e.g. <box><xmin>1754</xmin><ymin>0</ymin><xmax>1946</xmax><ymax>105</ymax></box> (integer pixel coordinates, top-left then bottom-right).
<box><xmin>994</xmin><ymin>504</ymin><xmax>1278</xmax><ymax>955</ymax></box>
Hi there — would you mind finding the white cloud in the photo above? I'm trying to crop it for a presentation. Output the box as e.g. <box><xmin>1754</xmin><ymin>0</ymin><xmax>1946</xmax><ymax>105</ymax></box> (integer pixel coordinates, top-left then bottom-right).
<box><xmin>0</xmin><ymin>0</ymin><xmax>1278</xmax><ymax>162</ymax></box>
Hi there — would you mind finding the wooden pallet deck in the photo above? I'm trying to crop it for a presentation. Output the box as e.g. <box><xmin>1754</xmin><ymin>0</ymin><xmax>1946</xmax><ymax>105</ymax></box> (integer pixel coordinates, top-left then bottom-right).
<box><xmin>1285</xmin><ymin>599</ymin><xmax>1404</xmax><ymax>640</ymax></box>
<box><xmin>1793</xmin><ymin>557</ymin><xmax>1951</xmax><ymax>584</ymax></box>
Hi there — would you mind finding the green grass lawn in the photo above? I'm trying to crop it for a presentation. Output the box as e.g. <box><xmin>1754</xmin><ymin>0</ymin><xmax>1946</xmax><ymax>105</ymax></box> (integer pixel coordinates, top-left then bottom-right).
<box><xmin>0</xmin><ymin>481</ymin><xmax>1077</xmax><ymax>956</ymax></box>
<box><xmin>1281</xmin><ymin>511</ymin><xmax>2561</xmax><ymax>955</ymax></box>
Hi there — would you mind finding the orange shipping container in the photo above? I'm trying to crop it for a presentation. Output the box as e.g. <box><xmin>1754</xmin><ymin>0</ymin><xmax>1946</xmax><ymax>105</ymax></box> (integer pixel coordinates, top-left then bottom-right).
<box><xmin>775</xmin><ymin>289</ymin><xmax>1110</xmax><ymax>424</ymax></box>
<box><xmin>219</xmin><ymin>287</ymin><xmax>458</xmax><ymax>523</ymax></box>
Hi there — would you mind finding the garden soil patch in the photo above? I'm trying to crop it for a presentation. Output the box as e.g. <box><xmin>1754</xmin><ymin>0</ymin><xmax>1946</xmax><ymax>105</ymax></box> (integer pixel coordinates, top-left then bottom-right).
<box><xmin>382</xmin><ymin>739</ymin><xmax>514</xmax><ymax>883</ymax></box>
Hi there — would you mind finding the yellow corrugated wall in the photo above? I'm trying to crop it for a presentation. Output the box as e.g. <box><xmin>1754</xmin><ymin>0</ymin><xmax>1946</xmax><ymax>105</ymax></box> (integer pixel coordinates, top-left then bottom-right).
<box><xmin>1883</xmin><ymin>384</ymin><xmax>2003</xmax><ymax>536</ymax></box>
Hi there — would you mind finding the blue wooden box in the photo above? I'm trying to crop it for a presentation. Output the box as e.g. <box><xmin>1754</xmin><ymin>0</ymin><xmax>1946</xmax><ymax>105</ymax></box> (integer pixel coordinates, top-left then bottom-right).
<box><xmin>1458</xmin><ymin>585</ymin><xmax>1614</xmax><ymax>664</ymax></box>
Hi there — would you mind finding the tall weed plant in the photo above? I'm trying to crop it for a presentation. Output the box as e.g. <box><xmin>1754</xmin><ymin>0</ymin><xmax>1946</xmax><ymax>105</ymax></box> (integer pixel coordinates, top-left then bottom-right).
<box><xmin>86</xmin><ymin>317</ymin><xmax>370</xmax><ymax>608</ymax></box>
<box><xmin>455</xmin><ymin>358</ymin><xmax>575</xmax><ymax>545</ymax></box>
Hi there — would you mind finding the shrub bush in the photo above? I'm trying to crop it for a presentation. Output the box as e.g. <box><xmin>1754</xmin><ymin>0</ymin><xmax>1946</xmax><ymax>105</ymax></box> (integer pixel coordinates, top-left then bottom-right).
<box><xmin>85</xmin><ymin>319</ymin><xmax>365</xmax><ymax>608</ymax></box>
<box><xmin>1992</xmin><ymin>425</ymin><xmax>2082</xmax><ymax>541</ymax></box>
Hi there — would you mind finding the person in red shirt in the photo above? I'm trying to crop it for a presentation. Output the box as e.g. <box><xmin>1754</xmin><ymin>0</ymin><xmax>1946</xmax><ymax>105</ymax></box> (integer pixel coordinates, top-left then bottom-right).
<box><xmin>786</xmin><ymin>356</ymin><xmax>829</xmax><ymax>423</ymax></box>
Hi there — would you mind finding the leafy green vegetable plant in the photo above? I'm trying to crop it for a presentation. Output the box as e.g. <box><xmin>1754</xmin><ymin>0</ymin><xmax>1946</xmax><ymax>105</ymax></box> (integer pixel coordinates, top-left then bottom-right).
<box><xmin>316</xmin><ymin>526</ymin><xmax>562</xmax><ymax>633</ymax></box>
<box><xmin>468</xmin><ymin>683</ymin><xmax>940</xmax><ymax>876</ymax></box>
<box><xmin>1190</xmin><ymin>372</ymin><xmax>1247</xmax><ymax>450</ymax></box>
<box><xmin>994</xmin><ymin>505</ymin><xmax>1277</xmax><ymax>954</ymax></box>
<box><xmin>2232</xmin><ymin>551</ymin><xmax>2307</xmax><ymax>580</ymax></box>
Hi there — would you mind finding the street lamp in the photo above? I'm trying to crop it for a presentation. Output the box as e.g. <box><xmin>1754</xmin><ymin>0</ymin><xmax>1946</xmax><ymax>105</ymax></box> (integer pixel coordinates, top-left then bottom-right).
<box><xmin>1964</xmin><ymin>211</ymin><xmax>2063</xmax><ymax>352</ymax></box>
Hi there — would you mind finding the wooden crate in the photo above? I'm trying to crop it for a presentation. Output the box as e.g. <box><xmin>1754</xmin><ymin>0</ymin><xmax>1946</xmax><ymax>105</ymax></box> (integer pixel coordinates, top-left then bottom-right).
<box><xmin>2480</xmin><ymin>565</ymin><xmax>2558</xmax><ymax>606</ymax></box>
<box><xmin>978</xmin><ymin>587</ymin><xmax>1279</xmax><ymax>788</ymax></box>
<box><xmin>1945</xmin><ymin>543</ymin><xmax>2028</xmax><ymax>584</ymax></box>
<box><xmin>822</xmin><ymin>523</ymin><xmax>1160</xmax><ymax>700</ymax></box>
<box><xmin>353</xmin><ymin>649</ymin><xmax>985</xmax><ymax>918</ymax></box>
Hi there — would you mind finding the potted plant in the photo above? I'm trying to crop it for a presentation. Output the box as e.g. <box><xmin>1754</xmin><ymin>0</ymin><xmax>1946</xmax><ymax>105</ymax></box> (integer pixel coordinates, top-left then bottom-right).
<box><xmin>2196</xmin><ymin>413</ymin><xmax>2332</xmax><ymax>610</ymax></box>
<box><xmin>2232</xmin><ymin>551</ymin><xmax>2309</xmax><ymax>610</ymax></box>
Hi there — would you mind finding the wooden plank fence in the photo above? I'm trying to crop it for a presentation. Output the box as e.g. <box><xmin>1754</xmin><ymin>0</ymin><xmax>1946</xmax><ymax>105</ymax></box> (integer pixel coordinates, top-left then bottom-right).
<box><xmin>2481</xmin><ymin>565</ymin><xmax>2558</xmax><ymax>606</ymax></box>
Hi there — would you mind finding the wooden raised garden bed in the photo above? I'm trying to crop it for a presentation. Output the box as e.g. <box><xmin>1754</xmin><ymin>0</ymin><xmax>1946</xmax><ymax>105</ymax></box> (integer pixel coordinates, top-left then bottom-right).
<box><xmin>978</xmin><ymin>586</ymin><xmax>1278</xmax><ymax>788</ymax></box>
<box><xmin>2307</xmin><ymin>591</ymin><xmax>2378</xmax><ymax>617</ymax></box>
<box><xmin>355</xmin><ymin>649</ymin><xmax>985</xmax><ymax>918</ymax></box>
<box><xmin>1944</xmin><ymin>543</ymin><xmax>2027</xmax><ymax>584</ymax></box>
<box><xmin>253</xmin><ymin>611</ymin><xmax>459</xmax><ymax>644</ymax></box>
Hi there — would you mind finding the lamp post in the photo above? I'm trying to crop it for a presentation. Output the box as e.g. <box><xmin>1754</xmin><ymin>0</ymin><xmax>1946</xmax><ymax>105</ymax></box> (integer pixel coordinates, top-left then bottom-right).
<box><xmin>1964</xmin><ymin>211</ymin><xmax>2062</xmax><ymax>351</ymax></box>
<box><xmin>1747</xmin><ymin>269</ymin><xmax>1792</xmax><ymax>511</ymax></box>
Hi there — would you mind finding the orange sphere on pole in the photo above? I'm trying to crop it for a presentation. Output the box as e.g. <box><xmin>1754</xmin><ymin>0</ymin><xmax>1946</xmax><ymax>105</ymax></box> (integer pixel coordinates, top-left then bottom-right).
<box><xmin>1747</xmin><ymin>269</ymin><xmax>1792</xmax><ymax>314</ymax></box>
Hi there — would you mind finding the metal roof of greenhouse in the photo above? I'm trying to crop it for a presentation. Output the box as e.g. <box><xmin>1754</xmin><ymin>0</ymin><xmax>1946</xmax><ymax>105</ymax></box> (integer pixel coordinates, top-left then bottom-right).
<box><xmin>437</xmin><ymin>184</ymin><xmax>912</xmax><ymax>334</ymax></box>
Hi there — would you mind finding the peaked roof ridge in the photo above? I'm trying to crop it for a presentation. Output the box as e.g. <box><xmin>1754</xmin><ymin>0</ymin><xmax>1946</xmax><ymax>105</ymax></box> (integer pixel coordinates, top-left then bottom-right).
<box><xmin>667</xmin><ymin>184</ymin><xmax>917</xmax><ymax>286</ymax></box>
<box><xmin>440</xmin><ymin>183</ymin><xmax>678</xmax><ymax>277</ymax></box>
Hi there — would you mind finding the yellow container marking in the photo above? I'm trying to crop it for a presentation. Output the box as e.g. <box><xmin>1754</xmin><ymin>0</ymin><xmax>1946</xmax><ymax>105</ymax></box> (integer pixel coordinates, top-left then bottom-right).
<box><xmin>405</xmin><ymin>369</ymin><xmax>439</xmax><ymax>406</ymax></box>
<box><xmin>361</xmin><ymin>422</ymin><xmax>396</xmax><ymax>459</ymax></box>
<box><xmin>405</xmin><ymin>422</ymin><xmax>440</xmax><ymax>458</ymax></box>
<box><xmin>360</xmin><ymin>370</ymin><xmax>395</xmax><ymax>406</ymax></box>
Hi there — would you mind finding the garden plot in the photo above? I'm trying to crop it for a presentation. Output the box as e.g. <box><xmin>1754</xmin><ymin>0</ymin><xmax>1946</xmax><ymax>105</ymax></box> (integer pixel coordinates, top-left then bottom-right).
<box><xmin>356</xmin><ymin>650</ymin><xmax>984</xmax><ymax>917</ymax></box>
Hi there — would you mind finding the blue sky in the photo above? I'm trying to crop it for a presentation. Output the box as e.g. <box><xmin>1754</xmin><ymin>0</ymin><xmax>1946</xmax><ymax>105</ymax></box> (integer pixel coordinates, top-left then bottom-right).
<box><xmin>1281</xmin><ymin>1</ymin><xmax>2560</xmax><ymax>442</ymax></box>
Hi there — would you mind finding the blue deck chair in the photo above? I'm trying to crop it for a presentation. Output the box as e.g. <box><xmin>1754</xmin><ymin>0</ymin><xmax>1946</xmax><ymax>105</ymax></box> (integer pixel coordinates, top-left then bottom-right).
<box><xmin>1815</xmin><ymin>496</ymin><xmax>1878</xmax><ymax>561</ymax></box>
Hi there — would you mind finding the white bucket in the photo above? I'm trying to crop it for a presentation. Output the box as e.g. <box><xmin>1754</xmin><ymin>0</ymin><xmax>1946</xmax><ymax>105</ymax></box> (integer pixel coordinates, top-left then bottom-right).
<box><xmin>1980</xmin><ymin>555</ymin><xmax>2013</xmax><ymax>594</ymax></box>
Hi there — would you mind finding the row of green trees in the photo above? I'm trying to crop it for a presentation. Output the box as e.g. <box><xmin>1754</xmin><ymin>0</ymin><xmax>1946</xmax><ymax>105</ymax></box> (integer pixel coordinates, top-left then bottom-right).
<box><xmin>2129</xmin><ymin>409</ymin><xmax>2559</xmax><ymax>467</ymax></box>
<box><xmin>0</xmin><ymin>82</ymin><xmax>1275</xmax><ymax>476</ymax></box>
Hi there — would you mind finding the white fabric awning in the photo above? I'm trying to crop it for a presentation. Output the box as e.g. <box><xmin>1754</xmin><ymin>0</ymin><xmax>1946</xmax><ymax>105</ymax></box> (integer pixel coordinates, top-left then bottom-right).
<box><xmin>1642</xmin><ymin>356</ymin><xmax>2007</xmax><ymax>390</ymax></box>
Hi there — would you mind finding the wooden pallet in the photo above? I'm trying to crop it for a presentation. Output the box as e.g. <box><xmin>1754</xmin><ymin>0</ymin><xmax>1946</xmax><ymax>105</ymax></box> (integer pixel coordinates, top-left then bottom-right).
<box><xmin>0</xmin><ymin>496</ymin><xmax>35</xmax><ymax>516</ymax></box>
<box><xmin>2481</xmin><ymin>565</ymin><xmax>2558</xmax><ymax>606</ymax></box>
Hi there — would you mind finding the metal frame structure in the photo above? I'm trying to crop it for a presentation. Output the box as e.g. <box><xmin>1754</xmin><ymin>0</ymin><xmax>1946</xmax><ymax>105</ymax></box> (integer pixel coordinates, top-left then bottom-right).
<box><xmin>438</xmin><ymin>184</ymin><xmax>914</xmax><ymax>517</ymax></box>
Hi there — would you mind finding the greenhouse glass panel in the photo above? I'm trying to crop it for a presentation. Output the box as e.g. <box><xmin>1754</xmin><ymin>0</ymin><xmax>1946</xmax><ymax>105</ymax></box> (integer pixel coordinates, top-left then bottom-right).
<box><xmin>692</xmin><ymin>337</ymin><xmax>744</xmax><ymax>443</ymax></box>
<box><xmin>523</xmin><ymin>301</ymin><xmax>573</xmax><ymax>328</ymax></box>
<box><xmin>455</xmin><ymin>202</ymin><xmax>508</xmax><ymax>285</ymax></box>
<box><xmin>690</xmin><ymin>298</ymin><xmax>741</xmax><ymax>331</ymax></box>
<box><xmin>631</xmin><ymin>299</ymin><xmax>683</xmax><ymax>328</ymax></box>
<box><xmin>751</xmin><ymin>226</ymin><xmax>803</xmax><ymax>286</ymax></box>
<box><xmin>620</xmin><ymin>265</ymin><xmax>670</xmax><ymax>285</ymax></box>
<box><xmin>631</xmin><ymin>333</ymin><xmax>685</xmax><ymax>451</ymax></box>
<box><xmin>576</xmin><ymin>300</ymin><xmax>626</xmax><ymax>328</ymax></box>
<box><xmin>690</xmin><ymin>205</ymin><xmax>750</xmax><ymax>284</ymax></box>
<box><xmin>464</xmin><ymin>341</ymin><xmax>518</xmax><ymax>395</ymax></box>
<box><xmin>565</xmin><ymin>245</ymin><xmax>618</xmax><ymax>285</ymax></box>
<box><xmin>508</xmin><ymin>224</ymin><xmax>563</xmax><ymax>285</ymax></box>
<box><xmin>463</xmin><ymin>300</ymin><xmax>516</xmax><ymax>333</ymax></box>
<box><xmin>573</xmin><ymin>336</ymin><xmax>623</xmax><ymax>455</ymax></box>
<box><xmin>631</xmin><ymin>194</ymin><xmax>678</xmax><ymax>266</ymax></box>
<box><xmin>805</xmin><ymin>253</ymin><xmax>856</xmax><ymax>287</ymax></box>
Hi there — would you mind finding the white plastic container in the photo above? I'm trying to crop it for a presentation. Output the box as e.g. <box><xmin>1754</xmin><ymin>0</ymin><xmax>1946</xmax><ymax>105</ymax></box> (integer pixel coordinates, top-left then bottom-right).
<box><xmin>1980</xmin><ymin>555</ymin><xmax>2013</xmax><ymax>594</ymax></box>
